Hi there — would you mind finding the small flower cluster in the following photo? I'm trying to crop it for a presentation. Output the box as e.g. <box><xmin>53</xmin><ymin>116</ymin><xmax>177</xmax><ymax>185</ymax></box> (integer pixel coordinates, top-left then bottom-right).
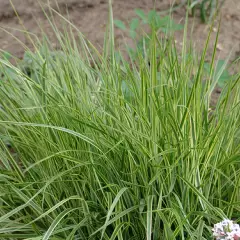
<box><xmin>212</xmin><ymin>219</ymin><xmax>240</xmax><ymax>240</ymax></box>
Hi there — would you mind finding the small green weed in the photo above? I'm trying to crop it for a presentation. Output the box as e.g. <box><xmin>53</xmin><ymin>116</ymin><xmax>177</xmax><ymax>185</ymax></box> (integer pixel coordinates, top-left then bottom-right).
<box><xmin>114</xmin><ymin>9</ymin><xmax>232</xmax><ymax>89</ymax></box>
<box><xmin>204</xmin><ymin>59</ymin><xmax>233</xmax><ymax>88</ymax></box>
<box><xmin>114</xmin><ymin>9</ymin><xmax>183</xmax><ymax>60</ymax></box>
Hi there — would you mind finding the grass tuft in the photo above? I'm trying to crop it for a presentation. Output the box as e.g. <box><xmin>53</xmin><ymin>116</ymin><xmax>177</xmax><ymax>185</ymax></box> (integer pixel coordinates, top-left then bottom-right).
<box><xmin>0</xmin><ymin>3</ymin><xmax>239</xmax><ymax>240</ymax></box>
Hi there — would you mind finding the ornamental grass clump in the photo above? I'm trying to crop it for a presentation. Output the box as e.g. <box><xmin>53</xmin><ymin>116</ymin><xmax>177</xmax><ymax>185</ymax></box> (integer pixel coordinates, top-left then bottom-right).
<box><xmin>0</xmin><ymin>3</ymin><xmax>239</xmax><ymax>240</ymax></box>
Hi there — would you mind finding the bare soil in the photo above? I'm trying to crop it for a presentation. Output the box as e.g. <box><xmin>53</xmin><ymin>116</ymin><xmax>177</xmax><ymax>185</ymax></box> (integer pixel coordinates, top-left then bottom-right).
<box><xmin>0</xmin><ymin>0</ymin><xmax>239</xmax><ymax>103</ymax></box>
<box><xmin>0</xmin><ymin>0</ymin><xmax>239</xmax><ymax>58</ymax></box>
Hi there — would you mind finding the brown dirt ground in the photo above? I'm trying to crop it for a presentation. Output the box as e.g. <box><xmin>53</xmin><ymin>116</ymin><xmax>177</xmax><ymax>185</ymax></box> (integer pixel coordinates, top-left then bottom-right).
<box><xmin>0</xmin><ymin>0</ymin><xmax>239</xmax><ymax>58</ymax></box>
<box><xmin>0</xmin><ymin>0</ymin><xmax>239</xmax><ymax>103</ymax></box>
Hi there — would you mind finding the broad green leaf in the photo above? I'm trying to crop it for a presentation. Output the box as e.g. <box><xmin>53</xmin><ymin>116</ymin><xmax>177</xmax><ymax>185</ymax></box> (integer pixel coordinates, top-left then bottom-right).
<box><xmin>130</xmin><ymin>18</ymin><xmax>139</xmax><ymax>31</ymax></box>
<box><xmin>205</xmin><ymin>60</ymin><xmax>232</xmax><ymax>88</ymax></box>
<box><xmin>216</xmin><ymin>60</ymin><xmax>231</xmax><ymax>87</ymax></box>
<box><xmin>218</xmin><ymin>71</ymin><xmax>231</xmax><ymax>87</ymax></box>
<box><xmin>135</xmin><ymin>9</ymin><xmax>146</xmax><ymax>22</ymax></box>
<box><xmin>148</xmin><ymin>10</ymin><xmax>157</xmax><ymax>24</ymax></box>
<box><xmin>155</xmin><ymin>15</ymin><xmax>170</xmax><ymax>29</ymax></box>
<box><xmin>114</xmin><ymin>20</ymin><xmax>126</xmax><ymax>30</ymax></box>
<box><xmin>129</xmin><ymin>30</ymin><xmax>137</xmax><ymax>39</ymax></box>
<box><xmin>171</xmin><ymin>23</ymin><xmax>184</xmax><ymax>31</ymax></box>
<box><xmin>161</xmin><ymin>20</ymin><xmax>184</xmax><ymax>33</ymax></box>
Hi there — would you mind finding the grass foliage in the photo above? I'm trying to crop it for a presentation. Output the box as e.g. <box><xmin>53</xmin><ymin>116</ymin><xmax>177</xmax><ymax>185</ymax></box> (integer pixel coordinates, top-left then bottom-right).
<box><xmin>0</xmin><ymin>4</ymin><xmax>239</xmax><ymax>240</ymax></box>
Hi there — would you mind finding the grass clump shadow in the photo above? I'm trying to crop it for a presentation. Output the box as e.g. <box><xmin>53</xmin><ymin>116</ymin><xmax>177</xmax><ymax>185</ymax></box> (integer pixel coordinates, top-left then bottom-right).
<box><xmin>0</xmin><ymin>2</ymin><xmax>239</xmax><ymax>240</ymax></box>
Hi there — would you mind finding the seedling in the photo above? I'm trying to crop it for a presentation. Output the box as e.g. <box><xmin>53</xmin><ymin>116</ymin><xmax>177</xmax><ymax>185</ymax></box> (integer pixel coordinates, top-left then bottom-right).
<box><xmin>204</xmin><ymin>59</ymin><xmax>233</xmax><ymax>88</ymax></box>
<box><xmin>114</xmin><ymin>9</ymin><xmax>183</xmax><ymax>60</ymax></box>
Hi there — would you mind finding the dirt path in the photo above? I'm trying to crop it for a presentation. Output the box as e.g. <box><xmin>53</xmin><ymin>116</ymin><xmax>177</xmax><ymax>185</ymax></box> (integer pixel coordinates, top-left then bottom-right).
<box><xmin>0</xmin><ymin>0</ymin><xmax>239</xmax><ymax>60</ymax></box>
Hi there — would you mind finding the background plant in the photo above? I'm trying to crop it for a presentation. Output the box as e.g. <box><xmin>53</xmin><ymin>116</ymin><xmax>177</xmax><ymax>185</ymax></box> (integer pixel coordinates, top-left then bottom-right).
<box><xmin>114</xmin><ymin>9</ymin><xmax>232</xmax><ymax>90</ymax></box>
<box><xmin>172</xmin><ymin>0</ymin><xmax>225</xmax><ymax>23</ymax></box>
<box><xmin>114</xmin><ymin>9</ymin><xmax>183</xmax><ymax>60</ymax></box>
<box><xmin>190</xmin><ymin>0</ymin><xmax>225</xmax><ymax>22</ymax></box>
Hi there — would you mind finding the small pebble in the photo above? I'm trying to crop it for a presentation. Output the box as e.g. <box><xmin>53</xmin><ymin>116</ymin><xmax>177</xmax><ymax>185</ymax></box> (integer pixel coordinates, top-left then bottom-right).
<box><xmin>217</xmin><ymin>43</ymin><xmax>223</xmax><ymax>51</ymax></box>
